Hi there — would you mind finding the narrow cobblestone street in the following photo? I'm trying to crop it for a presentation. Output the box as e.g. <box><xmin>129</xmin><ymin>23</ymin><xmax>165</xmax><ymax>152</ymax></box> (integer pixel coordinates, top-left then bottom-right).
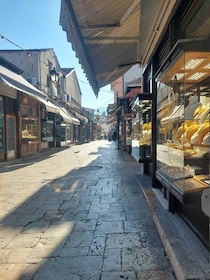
<box><xmin>0</xmin><ymin>140</ymin><xmax>176</xmax><ymax>280</ymax></box>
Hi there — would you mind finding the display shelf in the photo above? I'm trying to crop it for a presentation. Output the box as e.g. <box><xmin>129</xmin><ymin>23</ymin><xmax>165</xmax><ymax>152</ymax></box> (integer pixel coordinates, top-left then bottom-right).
<box><xmin>156</xmin><ymin>170</ymin><xmax>209</xmax><ymax>203</ymax></box>
<box><xmin>131</xmin><ymin>93</ymin><xmax>152</xmax><ymax>163</ymax></box>
<box><xmin>173</xmin><ymin>177</ymin><xmax>208</xmax><ymax>194</ymax></box>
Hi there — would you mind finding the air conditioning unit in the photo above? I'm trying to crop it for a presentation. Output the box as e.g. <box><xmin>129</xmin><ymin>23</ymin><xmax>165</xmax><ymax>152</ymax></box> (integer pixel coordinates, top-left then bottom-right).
<box><xmin>26</xmin><ymin>77</ymin><xmax>37</xmax><ymax>86</ymax></box>
<box><xmin>61</xmin><ymin>94</ymin><xmax>67</xmax><ymax>101</ymax></box>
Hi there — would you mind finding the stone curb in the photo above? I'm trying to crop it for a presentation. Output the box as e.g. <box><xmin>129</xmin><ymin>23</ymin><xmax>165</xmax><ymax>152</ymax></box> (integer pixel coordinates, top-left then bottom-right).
<box><xmin>135</xmin><ymin>174</ymin><xmax>209</xmax><ymax>280</ymax></box>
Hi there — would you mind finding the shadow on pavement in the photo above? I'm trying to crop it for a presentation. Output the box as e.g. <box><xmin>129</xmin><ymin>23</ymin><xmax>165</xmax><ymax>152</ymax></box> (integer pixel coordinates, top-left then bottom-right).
<box><xmin>0</xmin><ymin>142</ymin><xmax>175</xmax><ymax>280</ymax></box>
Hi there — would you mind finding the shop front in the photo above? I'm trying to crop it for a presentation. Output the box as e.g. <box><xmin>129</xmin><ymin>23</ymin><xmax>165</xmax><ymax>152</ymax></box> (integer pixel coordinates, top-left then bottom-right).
<box><xmin>61</xmin><ymin>123</ymin><xmax>71</xmax><ymax>145</ymax></box>
<box><xmin>138</xmin><ymin>1</ymin><xmax>210</xmax><ymax>248</ymax></box>
<box><xmin>131</xmin><ymin>93</ymin><xmax>152</xmax><ymax>171</ymax></box>
<box><xmin>40</xmin><ymin>101</ymin><xmax>62</xmax><ymax>149</ymax></box>
<box><xmin>0</xmin><ymin>62</ymin><xmax>62</xmax><ymax>156</ymax></box>
<box><xmin>56</xmin><ymin>105</ymin><xmax>80</xmax><ymax>146</ymax></box>
<box><xmin>0</xmin><ymin>71</ymin><xmax>19</xmax><ymax>162</ymax></box>
<box><xmin>71</xmin><ymin>110</ymin><xmax>88</xmax><ymax>144</ymax></box>
<box><xmin>0</xmin><ymin>94</ymin><xmax>18</xmax><ymax>161</ymax></box>
<box><xmin>154</xmin><ymin>38</ymin><xmax>210</xmax><ymax>247</ymax></box>
<box><xmin>59</xmin><ymin>0</ymin><xmax>210</xmax><ymax>249</ymax></box>
<box><xmin>117</xmin><ymin>97</ymin><xmax>132</xmax><ymax>152</ymax></box>
<box><xmin>20</xmin><ymin>93</ymin><xmax>40</xmax><ymax>156</ymax></box>
<box><xmin>41</xmin><ymin>109</ymin><xmax>55</xmax><ymax>149</ymax></box>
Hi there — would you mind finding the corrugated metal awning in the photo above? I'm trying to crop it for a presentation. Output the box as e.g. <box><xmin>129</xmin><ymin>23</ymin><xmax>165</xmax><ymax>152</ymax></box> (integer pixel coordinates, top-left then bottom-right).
<box><xmin>60</xmin><ymin>0</ymin><xmax>178</xmax><ymax>96</ymax></box>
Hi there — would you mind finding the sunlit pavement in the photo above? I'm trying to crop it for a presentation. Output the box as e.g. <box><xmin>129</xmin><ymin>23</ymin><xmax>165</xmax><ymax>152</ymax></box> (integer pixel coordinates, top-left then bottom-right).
<box><xmin>0</xmin><ymin>140</ymin><xmax>177</xmax><ymax>279</ymax></box>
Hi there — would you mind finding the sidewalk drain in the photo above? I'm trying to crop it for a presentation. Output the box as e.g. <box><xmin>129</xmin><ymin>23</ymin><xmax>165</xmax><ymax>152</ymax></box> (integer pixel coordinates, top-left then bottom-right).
<box><xmin>80</xmin><ymin>166</ymin><xmax>103</xmax><ymax>171</ymax></box>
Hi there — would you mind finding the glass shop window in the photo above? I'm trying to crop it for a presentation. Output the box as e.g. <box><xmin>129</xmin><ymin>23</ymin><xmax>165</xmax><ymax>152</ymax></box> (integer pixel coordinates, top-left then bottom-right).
<box><xmin>66</xmin><ymin>124</ymin><xmax>71</xmax><ymax>141</ymax></box>
<box><xmin>22</xmin><ymin>118</ymin><xmax>38</xmax><ymax>141</ymax></box>
<box><xmin>61</xmin><ymin>126</ymin><xmax>66</xmax><ymax>141</ymax></box>
<box><xmin>41</xmin><ymin>121</ymin><xmax>54</xmax><ymax>142</ymax></box>
<box><xmin>156</xmin><ymin>47</ymin><xmax>210</xmax><ymax>192</ymax></box>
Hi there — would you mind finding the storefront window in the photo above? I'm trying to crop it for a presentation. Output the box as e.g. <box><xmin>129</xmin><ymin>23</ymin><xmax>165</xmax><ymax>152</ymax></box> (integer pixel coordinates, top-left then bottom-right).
<box><xmin>156</xmin><ymin>46</ymin><xmax>210</xmax><ymax>195</ymax></box>
<box><xmin>41</xmin><ymin>121</ymin><xmax>54</xmax><ymax>142</ymax></box>
<box><xmin>21</xmin><ymin>96</ymin><xmax>39</xmax><ymax>144</ymax></box>
<box><xmin>21</xmin><ymin>104</ymin><xmax>38</xmax><ymax>117</ymax></box>
<box><xmin>22</xmin><ymin>118</ymin><xmax>38</xmax><ymax>141</ymax></box>
<box><xmin>66</xmin><ymin>124</ymin><xmax>71</xmax><ymax>141</ymax></box>
<box><xmin>131</xmin><ymin>94</ymin><xmax>152</xmax><ymax>162</ymax></box>
<box><xmin>61</xmin><ymin>125</ymin><xmax>66</xmax><ymax>141</ymax></box>
<box><xmin>131</xmin><ymin>98</ymin><xmax>140</xmax><ymax>161</ymax></box>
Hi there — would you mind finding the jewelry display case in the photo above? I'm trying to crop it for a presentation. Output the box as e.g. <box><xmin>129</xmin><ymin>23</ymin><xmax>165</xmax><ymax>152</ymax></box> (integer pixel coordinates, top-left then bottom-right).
<box><xmin>22</xmin><ymin>118</ymin><xmax>38</xmax><ymax>141</ymax></box>
<box><xmin>131</xmin><ymin>94</ymin><xmax>152</xmax><ymax>163</ymax></box>
<box><xmin>156</xmin><ymin>39</ymin><xmax>210</xmax><ymax>203</ymax></box>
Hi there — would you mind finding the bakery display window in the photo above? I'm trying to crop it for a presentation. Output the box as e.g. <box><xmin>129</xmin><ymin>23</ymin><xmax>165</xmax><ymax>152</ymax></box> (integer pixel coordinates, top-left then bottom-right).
<box><xmin>156</xmin><ymin>40</ymin><xmax>210</xmax><ymax>201</ymax></box>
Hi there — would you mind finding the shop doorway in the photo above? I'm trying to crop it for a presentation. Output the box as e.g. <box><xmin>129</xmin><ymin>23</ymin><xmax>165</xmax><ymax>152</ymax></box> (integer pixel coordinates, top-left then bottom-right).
<box><xmin>6</xmin><ymin>115</ymin><xmax>16</xmax><ymax>159</ymax></box>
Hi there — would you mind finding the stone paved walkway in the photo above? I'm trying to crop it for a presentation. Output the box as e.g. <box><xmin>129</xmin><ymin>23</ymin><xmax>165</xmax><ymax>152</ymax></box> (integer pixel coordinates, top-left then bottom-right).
<box><xmin>0</xmin><ymin>140</ymin><xmax>176</xmax><ymax>279</ymax></box>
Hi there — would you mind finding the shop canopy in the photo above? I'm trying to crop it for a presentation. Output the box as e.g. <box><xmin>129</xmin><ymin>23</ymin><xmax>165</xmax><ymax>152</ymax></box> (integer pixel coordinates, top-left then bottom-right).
<box><xmin>0</xmin><ymin>65</ymin><xmax>59</xmax><ymax>114</ymax></box>
<box><xmin>58</xmin><ymin>108</ymin><xmax>80</xmax><ymax>124</ymax></box>
<box><xmin>0</xmin><ymin>65</ymin><xmax>82</xmax><ymax>125</ymax></box>
<box><xmin>60</xmin><ymin>0</ymin><xmax>178</xmax><ymax>96</ymax></box>
<box><xmin>71</xmin><ymin>109</ymin><xmax>88</xmax><ymax>123</ymax></box>
<box><xmin>55</xmin><ymin>103</ymin><xmax>80</xmax><ymax>125</ymax></box>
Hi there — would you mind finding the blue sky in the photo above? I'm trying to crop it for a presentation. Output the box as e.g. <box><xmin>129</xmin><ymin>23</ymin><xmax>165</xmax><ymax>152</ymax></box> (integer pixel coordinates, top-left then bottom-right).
<box><xmin>0</xmin><ymin>0</ymin><xmax>114</xmax><ymax>111</ymax></box>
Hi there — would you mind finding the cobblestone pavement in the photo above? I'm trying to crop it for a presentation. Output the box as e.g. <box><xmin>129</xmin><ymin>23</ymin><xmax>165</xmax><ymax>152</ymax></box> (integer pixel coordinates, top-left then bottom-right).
<box><xmin>0</xmin><ymin>140</ymin><xmax>176</xmax><ymax>280</ymax></box>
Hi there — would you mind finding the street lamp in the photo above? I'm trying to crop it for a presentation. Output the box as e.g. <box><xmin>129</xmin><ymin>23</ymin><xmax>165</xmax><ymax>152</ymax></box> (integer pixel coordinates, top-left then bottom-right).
<box><xmin>50</xmin><ymin>67</ymin><xmax>59</xmax><ymax>82</ymax></box>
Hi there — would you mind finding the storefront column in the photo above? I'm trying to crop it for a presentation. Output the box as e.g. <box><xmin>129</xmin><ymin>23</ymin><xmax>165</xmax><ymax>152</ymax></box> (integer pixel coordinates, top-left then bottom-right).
<box><xmin>151</xmin><ymin>59</ymin><xmax>158</xmax><ymax>187</ymax></box>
